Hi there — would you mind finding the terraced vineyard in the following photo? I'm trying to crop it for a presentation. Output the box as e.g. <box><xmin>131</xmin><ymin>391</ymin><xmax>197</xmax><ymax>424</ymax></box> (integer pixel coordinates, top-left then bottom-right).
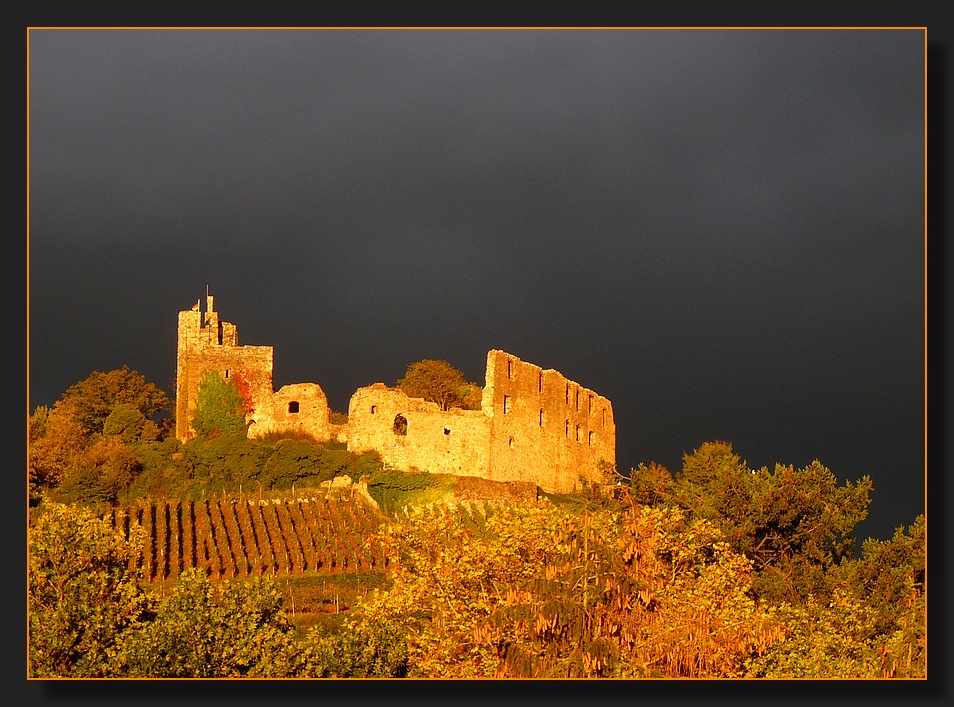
<box><xmin>107</xmin><ymin>492</ymin><xmax>389</xmax><ymax>582</ymax></box>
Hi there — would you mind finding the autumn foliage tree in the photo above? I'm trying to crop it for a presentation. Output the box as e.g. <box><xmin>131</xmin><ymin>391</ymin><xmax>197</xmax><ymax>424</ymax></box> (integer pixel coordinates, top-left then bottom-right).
<box><xmin>29</xmin><ymin>367</ymin><xmax>170</xmax><ymax>506</ymax></box>
<box><xmin>395</xmin><ymin>359</ymin><xmax>482</xmax><ymax>411</ymax></box>
<box><xmin>28</xmin><ymin>503</ymin><xmax>153</xmax><ymax>677</ymax></box>
<box><xmin>118</xmin><ymin>569</ymin><xmax>305</xmax><ymax>677</ymax></box>
<box><xmin>55</xmin><ymin>365</ymin><xmax>170</xmax><ymax>438</ymax></box>
<box><xmin>352</xmin><ymin>499</ymin><xmax>785</xmax><ymax>678</ymax></box>
<box><xmin>625</xmin><ymin>442</ymin><xmax>922</xmax><ymax>678</ymax></box>
<box><xmin>29</xmin><ymin>505</ymin><xmax>310</xmax><ymax>678</ymax></box>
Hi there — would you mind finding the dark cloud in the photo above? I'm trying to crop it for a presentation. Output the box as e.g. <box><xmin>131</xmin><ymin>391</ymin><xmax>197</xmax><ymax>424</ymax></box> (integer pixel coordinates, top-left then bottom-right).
<box><xmin>28</xmin><ymin>28</ymin><xmax>925</xmax><ymax>542</ymax></box>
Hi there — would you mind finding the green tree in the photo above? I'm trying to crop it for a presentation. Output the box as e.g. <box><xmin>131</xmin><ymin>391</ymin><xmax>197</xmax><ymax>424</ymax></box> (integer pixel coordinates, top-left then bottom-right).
<box><xmin>396</xmin><ymin>359</ymin><xmax>482</xmax><ymax>411</ymax></box>
<box><xmin>28</xmin><ymin>503</ymin><xmax>154</xmax><ymax>677</ymax></box>
<box><xmin>847</xmin><ymin>515</ymin><xmax>925</xmax><ymax>635</ymax></box>
<box><xmin>663</xmin><ymin>442</ymin><xmax>872</xmax><ymax>604</ymax></box>
<box><xmin>744</xmin><ymin>590</ymin><xmax>884</xmax><ymax>678</ymax></box>
<box><xmin>191</xmin><ymin>370</ymin><xmax>250</xmax><ymax>439</ymax></box>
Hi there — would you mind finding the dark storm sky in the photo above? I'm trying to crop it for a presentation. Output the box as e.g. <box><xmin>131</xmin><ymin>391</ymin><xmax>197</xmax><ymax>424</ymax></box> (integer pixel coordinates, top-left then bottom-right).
<box><xmin>27</xmin><ymin>28</ymin><xmax>925</xmax><ymax>543</ymax></box>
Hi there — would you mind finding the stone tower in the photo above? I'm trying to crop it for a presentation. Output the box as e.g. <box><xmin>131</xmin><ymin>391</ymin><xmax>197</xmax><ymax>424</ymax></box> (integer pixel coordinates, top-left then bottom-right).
<box><xmin>175</xmin><ymin>294</ymin><xmax>274</xmax><ymax>441</ymax></box>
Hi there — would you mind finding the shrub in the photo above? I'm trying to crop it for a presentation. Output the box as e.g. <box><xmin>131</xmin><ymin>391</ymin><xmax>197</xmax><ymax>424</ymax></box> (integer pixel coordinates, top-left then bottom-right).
<box><xmin>366</xmin><ymin>468</ymin><xmax>456</xmax><ymax>515</ymax></box>
<box><xmin>28</xmin><ymin>503</ymin><xmax>153</xmax><ymax>677</ymax></box>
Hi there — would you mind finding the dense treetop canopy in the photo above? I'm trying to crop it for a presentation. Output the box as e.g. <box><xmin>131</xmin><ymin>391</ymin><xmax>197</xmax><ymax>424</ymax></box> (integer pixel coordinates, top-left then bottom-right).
<box><xmin>395</xmin><ymin>359</ymin><xmax>482</xmax><ymax>411</ymax></box>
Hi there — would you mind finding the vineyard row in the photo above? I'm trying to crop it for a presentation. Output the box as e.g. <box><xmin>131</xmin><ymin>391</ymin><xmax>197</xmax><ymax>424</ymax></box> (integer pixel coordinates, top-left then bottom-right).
<box><xmin>108</xmin><ymin>495</ymin><xmax>389</xmax><ymax>582</ymax></box>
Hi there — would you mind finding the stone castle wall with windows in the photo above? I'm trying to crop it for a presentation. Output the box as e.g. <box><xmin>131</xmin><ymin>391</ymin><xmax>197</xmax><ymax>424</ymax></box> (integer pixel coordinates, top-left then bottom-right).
<box><xmin>176</xmin><ymin>298</ymin><xmax>615</xmax><ymax>493</ymax></box>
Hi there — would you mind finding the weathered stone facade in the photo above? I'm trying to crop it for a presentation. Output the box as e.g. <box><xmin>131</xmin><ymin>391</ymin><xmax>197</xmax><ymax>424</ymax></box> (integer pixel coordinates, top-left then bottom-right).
<box><xmin>176</xmin><ymin>297</ymin><xmax>331</xmax><ymax>443</ymax></box>
<box><xmin>176</xmin><ymin>298</ymin><xmax>615</xmax><ymax>492</ymax></box>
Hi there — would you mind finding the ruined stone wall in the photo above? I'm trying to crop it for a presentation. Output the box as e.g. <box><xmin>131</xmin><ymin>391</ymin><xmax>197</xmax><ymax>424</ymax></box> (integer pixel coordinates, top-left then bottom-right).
<box><xmin>346</xmin><ymin>384</ymin><xmax>493</xmax><ymax>478</ymax></box>
<box><xmin>483</xmin><ymin>350</ymin><xmax>615</xmax><ymax>492</ymax></box>
<box><xmin>341</xmin><ymin>352</ymin><xmax>615</xmax><ymax>493</ymax></box>
<box><xmin>249</xmin><ymin>383</ymin><xmax>332</xmax><ymax>441</ymax></box>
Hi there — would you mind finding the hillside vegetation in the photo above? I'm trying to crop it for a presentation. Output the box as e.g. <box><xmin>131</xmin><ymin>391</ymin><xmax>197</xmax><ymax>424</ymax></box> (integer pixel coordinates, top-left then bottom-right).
<box><xmin>27</xmin><ymin>367</ymin><xmax>925</xmax><ymax>678</ymax></box>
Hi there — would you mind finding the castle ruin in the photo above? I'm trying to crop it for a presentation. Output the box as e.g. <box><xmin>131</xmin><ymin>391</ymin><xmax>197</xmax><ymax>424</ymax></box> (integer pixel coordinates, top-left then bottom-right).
<box><xmin>176</xmin><ymin>296</ymin><xmax>615</xmax><ymax>493</ymax></box>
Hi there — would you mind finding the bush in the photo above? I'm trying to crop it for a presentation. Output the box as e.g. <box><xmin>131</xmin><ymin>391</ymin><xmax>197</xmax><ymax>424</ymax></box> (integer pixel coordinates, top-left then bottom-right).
<box><xmin>367</xmin><ymin>468</ymin><xmax>456</xmax><ymax>515</ymax></box>
<box><xmin>118</xmin><ymin>569</ymin><xmax>305</xmax><ymax>677</ymax></box>
<box><xmin>28</xmin><ymin>504</ymin><xmax>153</xmax><ymax>677</ymax></box>
<box><xmin>304</xmin><ymin>619</ymin><xmax>409</xmax><ymax>677</ymax></box>
<box><xmin>122</xmin><ymin>436</ymin><xmax>383</xmax><ymax>502</ymax></box>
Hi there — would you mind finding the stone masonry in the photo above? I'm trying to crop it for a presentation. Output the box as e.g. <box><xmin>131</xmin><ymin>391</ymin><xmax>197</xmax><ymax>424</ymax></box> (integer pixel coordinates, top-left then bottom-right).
<box><xmin>175</xmin><ymin>297</ymin><xmax>615</xmax><ymax>493</ymax></box>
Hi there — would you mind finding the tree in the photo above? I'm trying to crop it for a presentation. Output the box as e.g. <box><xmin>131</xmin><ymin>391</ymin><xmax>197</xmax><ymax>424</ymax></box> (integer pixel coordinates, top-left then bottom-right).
<box><xmin>663</xmin><ymin>442</ymin><xmax>872</xmax><ymax>604</ymax></box>
<box><xmin>352</xmin><ymin>499</ymin><xmax>784</xmax><ymax>678</ymax></box>
<box><xmin>29</xmin><ymin>406</ymin><xmax>86</xmax><ymax>503</ymax></box>
<box><xmin>28</xmin><ymin>503</ymin><xmax>154</xmax><ymax>677</ymax></box>
<box><xmin>30</xmin><ymin>368</ymin><xmax>170</xmax><ymax>505</ymax></box>
<box><xmin>56</xmin><ymin>365</ymin><xmax>170</xmax><ymax>438</ymax></box>
<box><xmin>103</xmin><ymin>403</ymin><xmax>160</xmax><ymax>443</ymax></box>
<box><xmin>482</xmin><ymin>502</ymin><xmax>784</xmax><ymax>678</ymax></box>
<box><xmin>191</xmin><ymin>370</ymin><xmax>251</xmax><ymax>439</ymax></box>
<box><xmin>395</xmin><ymin>359</ymin><xmax>482</xmax><ymax>411</ymax></box>
<box><xmin>118</xmin><ymin>569</ymin><xmax>305</xmax><ymax>677</ymax></box>
<box><xmin>51</xmin><ymin>438</ymin><xmax>144</xmax><ymax>507</ymax></box>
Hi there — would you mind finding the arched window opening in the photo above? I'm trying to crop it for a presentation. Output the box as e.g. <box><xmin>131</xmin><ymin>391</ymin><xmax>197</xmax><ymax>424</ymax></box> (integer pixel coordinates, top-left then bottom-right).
<box><xmin>508</xmin><ymin>436</ymin><xmax>515</xmax><ymax>449</ymax></box>
<box><xmin>588</xmin><ymin>430</ymin><xmax>595</xmax><ymax>446</ymax></box>
<box><xmin>565</xmin><ymin>420</ymin><xmax>570</xmax><ymax>437</ymax></box>
<box><xmin>575</xmin><ymin>424</ymin><xmax>581</xmax><ymax>442</ymax></box>
<box><xmin>288</xmin><ymin>401</ymin><xmax>300</xmax><ymax>414</ymax></box>
<box><xmin>371</xmin><ymin>405</ymin><xmax>378</xmax><ymax>414</ymax></box>
<box><xmin>393</xmin><ymin>414</ymin><xmax>408</xmax><ymax>436</ymax></box>
<box><xmin>539</xmin><ymin>409</ymin><xmax>544</xmax><ymax>427</ymax></box>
